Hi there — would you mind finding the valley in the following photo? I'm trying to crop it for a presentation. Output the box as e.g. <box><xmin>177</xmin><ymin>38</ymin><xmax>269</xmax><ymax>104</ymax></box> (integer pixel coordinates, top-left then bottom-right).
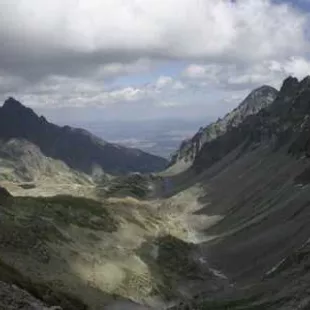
<box><xmin>2</xmin><ymin>1</ymin><xmax>310</xmax><ymax>309</ymax></box>
<box><xmin>1</xmin><ymin>76</ymin><xmax>310</xmax><ymax>309</ymax></box>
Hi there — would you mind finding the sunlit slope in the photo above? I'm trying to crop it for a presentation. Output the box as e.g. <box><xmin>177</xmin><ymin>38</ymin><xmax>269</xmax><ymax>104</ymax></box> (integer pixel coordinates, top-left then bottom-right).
<box><xmin>0</xmin><ymin>177</ymin><xmax>229</xmax><ymax>310</ymax></box>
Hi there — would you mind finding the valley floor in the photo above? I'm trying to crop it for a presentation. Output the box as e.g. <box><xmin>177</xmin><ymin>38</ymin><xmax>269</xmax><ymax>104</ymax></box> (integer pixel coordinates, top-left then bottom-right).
<box><xmin>1</xmin><ymin>142</ymin><xmax>310</xmax><ymax>309</ymax></box>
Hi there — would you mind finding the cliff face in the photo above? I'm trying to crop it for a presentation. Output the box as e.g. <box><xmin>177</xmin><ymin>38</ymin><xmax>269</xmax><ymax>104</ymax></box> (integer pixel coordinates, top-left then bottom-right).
<box><xmin>193</xmin><ymin>76</ymin><xmax>310</xmax><ymax>173</ymax></box>
<box><xmin>170</xmin><ymin>85</ymin><xmax>278</xmax><ymax>166</ymax></box>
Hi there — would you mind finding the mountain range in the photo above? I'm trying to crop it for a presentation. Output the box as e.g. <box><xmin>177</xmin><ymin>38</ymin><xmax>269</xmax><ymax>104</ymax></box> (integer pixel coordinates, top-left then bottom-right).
<box><xmin>1</xmin><ymin>76</ymin><xmax>310</xmax><ymax>309</ymax></box>
<box><xmin>0</xmin><ymin>97</ymin><xmax>168</xmax><ymax>176</ymax></box>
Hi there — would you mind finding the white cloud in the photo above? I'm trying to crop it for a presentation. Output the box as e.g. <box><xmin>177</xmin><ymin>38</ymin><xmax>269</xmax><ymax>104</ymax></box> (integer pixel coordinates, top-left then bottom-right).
<box><xmin>182</xmin><ymin>56</ymin><xmax>310</xmax><ymax>90</ymax></box>
<box><xmin>3</xmin><ymin>55</ymin><xmax>310</xmax><ymax>116</ymax></box>
<box><xmin>155</xmin><ymin>76</ymin><xmax>174</xmax><ymax>89</ymax></box>
<box><xmin>282</xmin><ymin>57</ymin><xmax>310</xmax><ymax>78</ymax></box>
<box><xmin>182</xmin><ymin>65</ymin><xmax>208</xmax><ymax>79</ymax></box>
<box><xmin>172</xmin><ymin>81</ymin><xmax>186</xmax><ymax>90</ymax></box>
<box><xmin>0</xmin><ymin>0</ymin><xmax>309</xmax><ymax>79</ymax></box>
<box><xmin>0</xmin><ymin>0</ymin><xmax>310</xmax><ymax>121</ymax></box>
<box><xmin>0</xmin><ymin>69</ymin><xmax>192</xmax><ymax>113</ymax></box>
<box><xmin>96</xmin><ymin>59</ymin><xmax>153</xmax><ymax>78</ymax></box>
<box><xmin>154</xmin><ymin>76</ymin><xmax>186</xmax><ymax>91</ymax></box>
<box><xmin>182</xmin><ymin>64</ymin><xmax>225</xmax><ymax>82</ymax></box>
<box><xmin>108</xmin><ymin>87</ymin><xmax>143</xmax><ymax>102</ymax></box>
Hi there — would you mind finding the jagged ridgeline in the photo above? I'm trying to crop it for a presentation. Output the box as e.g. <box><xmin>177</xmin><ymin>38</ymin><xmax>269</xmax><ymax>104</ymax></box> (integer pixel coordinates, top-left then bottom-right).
<box><xmin>192</xmin><ymin>76</ymin><xmax>310</xmax><ymax>173</ymax></box>
<box><xmin>0</xmin><ymin>97</ymin><xmax>168</xmax><ymax>176</ymax></box>
<box><xmin>169</xmin><ymin>85</ymin><xmax>278</xmax><ymax>167</ymax></box>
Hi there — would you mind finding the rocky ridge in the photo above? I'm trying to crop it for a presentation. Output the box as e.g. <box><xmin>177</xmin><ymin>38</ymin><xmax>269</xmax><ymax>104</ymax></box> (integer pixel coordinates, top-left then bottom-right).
<box><xmin>0</xmin><ymin>98</ymin><xmax>168</xmax><ymax>175</ymax></box>
<box><xmin>170</xmin><ymin>85</ymin><xmax>278</xmax><ymax>167</ymax></box>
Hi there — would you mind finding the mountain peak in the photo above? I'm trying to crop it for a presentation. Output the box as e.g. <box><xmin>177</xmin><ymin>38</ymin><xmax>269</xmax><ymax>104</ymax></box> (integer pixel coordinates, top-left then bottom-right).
<box><xmin>0</xmin><ymin>98</ymin><xmax>167</xmax><ymax>174</ymax></box>
<box><xmin>169</xmin><ymin>84</ymin><xmax>278</xmax><ymax>167</ymax></box>
<box><xmin>246</xmin><ymin>85</ymin><xmax>278</xmax><ymax>98</ymax></box>
<box><xmin>2</xmin><ymin>97</ymin><xmax>24</xmax><ymax>109</ymax></box>
<box><xmin>240</xmin><ymin>85</ymin><xmax>278</xmax><ymax>109</ymax></box>
<box><xmin>1</xmin><ymin>97</ymin><xmax>38</xmax><ymax>120</ymax></box>
<box><xmin>254</xmin><ymin>84</ymin><xmax>276</xmax><ymax>91</ymax></box>
<box><xmin>254</xmin><ymin>85</ymin><xmax>278</xmax><ymax>93</ymax></box>
<box><xmin>280</xmin><ymin>76</ymin><xmax>299</xmax><ymax>92</ymax></box>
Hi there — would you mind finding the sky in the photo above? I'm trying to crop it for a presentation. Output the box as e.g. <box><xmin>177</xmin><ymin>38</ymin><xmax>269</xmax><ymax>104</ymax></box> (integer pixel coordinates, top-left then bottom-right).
<box><xmin>1</xmin><ymin>0</ymin><xmax>310</xmax><ymax>123</ymax></box>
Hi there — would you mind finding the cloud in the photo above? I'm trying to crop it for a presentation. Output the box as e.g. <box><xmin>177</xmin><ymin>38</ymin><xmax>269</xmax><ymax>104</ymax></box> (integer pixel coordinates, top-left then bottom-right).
<box><xmin>155</xmin><ymin>76</ymin><xmax>174</xmax><ymax>89</ymax></box>
<box><xmin>0</xmin><ymin>74</ymin><xmax>25</xmax><ymax>93</ymax></box>
<box><xmin>96</xmin><ymin>59</ymin><xmax>153</xmax><ymax>79</ymax></box>
<box><xmin>0</xmin><ymin>0</ymin><xmax>310</xmax><ymax>121</ymax></box>
<box><xmin>182</xmin><ymin>64</ymin><xmax>224</xmax><ymax>80</ymax></box>
<box><xmin>1</xmin><ymin>73</ymin><xmax>184</xmax><ymax>109</ymax></box>
<box><xmin>154</xmin><ymin>76</ymin><xmax>186</xmax><ymax>91</ymax></box>
<box><xmin>2</xmin><ymin>55</ymin><xmax>310</xmax><ymax>119</ymax></box>
<box><xmin>282</xmin><ymin>56</ymin><xmax>310</xmax><ymax>77</ymax></box>
<box><xmin>0</xmin><ymin>0</ymin><xmax>308</xmax><ymax>80</ymax></box>
<box><xmin>182</xmin><ymin>56</ymin><xmax>310</xmax><ymax>90</ymax></box>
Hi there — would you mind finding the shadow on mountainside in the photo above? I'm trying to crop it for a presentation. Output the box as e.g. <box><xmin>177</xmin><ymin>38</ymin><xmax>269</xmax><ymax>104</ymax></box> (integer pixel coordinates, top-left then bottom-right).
<box><xmin>155</xmin><ymin>77</ymin><xmax>310</xmax><ymax>308</ymax></box>
<box><xmin>0</xmin><ymin>97</ymin><xmax>168</xmax><ymax>176</ymax></box>
<box><xmin>154</xmin><ymin>143</ymin><xmax>310</xmax><ymax>309</ymax></box>
<box><xmin>183</xmin><ymin>146</ymin><xmax>310</xmax><ymax>308</ymax></box>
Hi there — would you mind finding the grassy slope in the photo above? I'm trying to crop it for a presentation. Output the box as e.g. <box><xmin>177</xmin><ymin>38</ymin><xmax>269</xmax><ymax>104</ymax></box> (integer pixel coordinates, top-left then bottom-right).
<box><xmin>0</xmin><ymin>177</ymin><xmax>222</xmax><ymax>310</ymax></box>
